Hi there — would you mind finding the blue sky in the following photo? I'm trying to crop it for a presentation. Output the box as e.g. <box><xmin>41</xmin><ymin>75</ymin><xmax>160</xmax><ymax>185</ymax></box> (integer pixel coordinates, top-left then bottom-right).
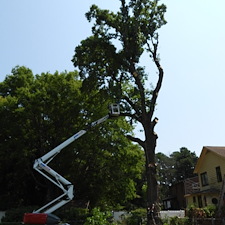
<box><xmin>1</xmin><ymin>0</ymin><xmax>225</xmax><ymax>157</ymax></box>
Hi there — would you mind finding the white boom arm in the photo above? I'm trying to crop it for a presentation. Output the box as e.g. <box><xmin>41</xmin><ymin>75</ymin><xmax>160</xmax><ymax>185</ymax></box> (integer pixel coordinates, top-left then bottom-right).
<box><xmin>33</xmin><ymin>104</ymin><xmax>120</xmax><ymax>214</ymax></box>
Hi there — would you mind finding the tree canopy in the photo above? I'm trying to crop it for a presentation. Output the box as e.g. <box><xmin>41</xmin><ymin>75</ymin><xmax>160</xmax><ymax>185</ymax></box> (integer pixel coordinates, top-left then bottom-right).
<box><xmin>169</xmin><ymin>147</ymin><xmax>198</xmax><ymax>183</ymax></box>
<box><xmin>0</xmin><ymin>66</ymin><xmax>144</xmax><ymax>210</ymax></box>
<box><xmin>156</xmin><ymin>147</ymin><xmax>198</xmax><ymax>200</ymax></box>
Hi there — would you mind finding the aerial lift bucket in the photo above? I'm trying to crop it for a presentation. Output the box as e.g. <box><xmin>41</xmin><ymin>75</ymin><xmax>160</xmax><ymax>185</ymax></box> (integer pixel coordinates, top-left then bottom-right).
<box><xmin>109</xmin><ymin>103</ymin><xmax>120</xmax><ymax>117</ymax></box>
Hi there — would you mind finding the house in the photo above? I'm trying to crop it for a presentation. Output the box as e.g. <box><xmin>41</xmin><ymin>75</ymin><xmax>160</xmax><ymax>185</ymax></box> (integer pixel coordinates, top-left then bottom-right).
<box><xmin>185</xmin><ymin>146</ymin><xmax>225</xmax><ymax>208</ymax></box>
<box><xmin>162</xmin><ymin>181</ymin><xmax>186</xmax><ymax>210</ymax></box>
<box><xmin>162</xmin><ymin>176</ymin><xmax>199</xmax><ymax>210</ymax></box>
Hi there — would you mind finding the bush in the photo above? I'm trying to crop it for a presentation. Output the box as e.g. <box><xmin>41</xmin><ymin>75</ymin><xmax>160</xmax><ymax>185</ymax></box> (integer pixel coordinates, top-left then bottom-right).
<box><xmin>168</xmin><ymin>216</ymin><xmax>190</xmax><ymax>225</ymax></box>
<box><xmin>118</xmin><ymin>208</ymin><xmax>146</xmax><ymax>225</ymax></box>
<box><xmin>161</xmin><ymin>216</ymin><xmax>191</xmax><ymax>225</ymax></box>
<box><xmin>203</xmin><ymin>205</ymin><xmax>216</xmax><ymax>217</ymax></box>
<box><xmin>186</xmin><ymin>204</ymin><xmax>216</xmax><ymax>219</ymax></box>
<box><xmin>56</xmin><ymin>207</ymin><xmax>89</xmax><ymax>222</ymax></box>
<box><xmin>84</xmin><ymin>207</ymin><xmax>115</xmax><ymax>225</ymax></box>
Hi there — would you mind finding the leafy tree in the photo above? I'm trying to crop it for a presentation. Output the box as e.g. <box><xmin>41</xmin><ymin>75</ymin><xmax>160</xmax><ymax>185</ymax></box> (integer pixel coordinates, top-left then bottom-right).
<box><xmin>0</xmin><ymin>66</ymin><xmax>144</xmax><ymax>210</ymax></box>
<box><xmin>72</xmin><ymin>0</ymin><xmax>167</xmax><ymax>223</ymax></box>
<box><xmin>156</xmin><ymin>148</ymin><xmax>198</xmax><ymax>201</ymax></box>
<box><xmin>0</xmin><ymin>66</ymin><xmax>37</xmax><ymax>209</ymax></box>
<box><xmin>155</xmin><ymin>152</ymin><xmax>174</xmax><ymax>199</ymax></box>
<box><xmin>0</xmin><ymin>66</ymin><xmax>83</xmax><ymax>209</ymax></box>
<box><xmin>170</xmin><ymin>147</ymin><xmax>198</xmax><ymax>183</ymax></box>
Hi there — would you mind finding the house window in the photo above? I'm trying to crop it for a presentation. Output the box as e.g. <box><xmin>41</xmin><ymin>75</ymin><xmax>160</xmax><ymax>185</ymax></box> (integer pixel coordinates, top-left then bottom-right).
<box><xmin>200</xmin><ymin>172</ymin><xmax>209</xmax><ymax>186</ymax></box>
<box><xmin>193</xmin><ymin>196</ymin><xmax>196</xmax><ymax>205</ymax></box>
<box><xmin>216</xmin><ymin>166</ymin><xmax>222</xmax><ymax>182</ymax></box>
<box><xmin>204</xmin><ymin>196</ymin><xmax>207</xmax><ymax>206</ymax></box>
<box><xmin>198</xmin><ymin>195</ymin><xmax>203</xmax><ymax>208</ymax></box>
<box><xmin>212</xmin><ymin>198</ymin><xmax>218</xmax><ymax>205</ymax></box>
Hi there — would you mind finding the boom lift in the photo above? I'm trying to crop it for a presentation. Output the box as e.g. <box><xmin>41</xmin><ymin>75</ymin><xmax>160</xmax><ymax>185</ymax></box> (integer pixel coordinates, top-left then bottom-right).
<box><xmin>23</xmin><ymin>104</ymin><xmax>120</xmax><ymax>225</ymax></box>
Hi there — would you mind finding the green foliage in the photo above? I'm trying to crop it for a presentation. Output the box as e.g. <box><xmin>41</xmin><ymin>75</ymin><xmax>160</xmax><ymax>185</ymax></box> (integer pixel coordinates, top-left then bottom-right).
<box><xmin>56</xmin><ymin>207</ymin><xmax>89</xmax><ymax>222</ymax></box>
<box><xmin>118</xmin><ymin>208</ymin><xmax>146</xmax><ymax>225</ymax></box>
<box><xmin>0</xmin><ymin>67</ymin><xmax>82</xmax><ymax>209</ymax></box>
<box><xmin>72</xmin><ymin>0</ymin><xmax>167</xmax><ymax>114</ymax></box>
<box><xmin>186</xmin><ymin>204</ymin><xmax>216</xmax><ymax>219</ymax></box>
<box><xmin>156</xmin><ymin>152</ymin><xmax>174</xmax><ymax>199</ymax></box>
<box><xmin>170</xmin><ymin>147</ymin><xmax>198</xmax><ymax>183</ymax></box>
<box><xmin>156</xmin><ymin>147</ymin><xmax>198</xmax><ymax>200</ymax></box>
<box><xmin>0</xmin><ymin>66</ymin><xmax>145</xmax><ymax>210</ymax></box>
<box><xmin>84</xmin><ymin>208</ymin><xmax>115</xmax><ymax>225</ymax></box>
<box><xmin>203</xmin><ymin>205</ymin><xmax>216</xmax><ymax>217</ymax></box>
<box><xmin>162</xmin><ymin>216</ymin><xmax>190</xmax><ymax>225</ymax></box>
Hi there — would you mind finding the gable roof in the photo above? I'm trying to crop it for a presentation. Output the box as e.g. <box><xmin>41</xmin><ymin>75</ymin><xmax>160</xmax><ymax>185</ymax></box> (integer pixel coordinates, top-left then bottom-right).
<box><xmin>194</xmin><ymin>146</ymin><xmax>225</xmax><ymax>173</ymax></box>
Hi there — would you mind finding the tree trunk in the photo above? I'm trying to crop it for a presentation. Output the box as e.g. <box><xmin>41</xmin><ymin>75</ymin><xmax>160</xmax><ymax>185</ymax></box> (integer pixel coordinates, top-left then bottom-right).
<box><xmin>145</xmin><ymin>124</ymin><xmax>159</xmax><ymax>225</ymax></box>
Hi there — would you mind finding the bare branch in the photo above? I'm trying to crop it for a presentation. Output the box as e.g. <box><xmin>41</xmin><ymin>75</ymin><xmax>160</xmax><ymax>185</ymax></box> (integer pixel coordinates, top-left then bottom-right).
<box><xmin>147</xmin><ymin>37</ymin><xmax>164</xmax><ymax>119</ymax></box>
<box><xmin>151</xmin><ymin>117</ymin><xmax>158</xmax><ymax>131</ymax></box>
<box><xmin>120</xmin><ymin>112</ymin><xmax>140</xmax><ymax>122</ymax></box>
<box><xmin>129</xmin><ymin>63</ymin><xmax>147</xmax><ymax>116</ymax></box>
<box><xmin>122</xmin><ymin>95</ymin><xmax>142</xmax><ymax>122</ymax></box>
<box><xmin>126</xmin><ymin>134</ymin><xmax>145</xmax><ymax>148</ymax></box>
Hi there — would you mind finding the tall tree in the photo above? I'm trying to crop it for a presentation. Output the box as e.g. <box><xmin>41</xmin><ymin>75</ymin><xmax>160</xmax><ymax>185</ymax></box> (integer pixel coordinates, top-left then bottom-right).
<box><xmin>170</xmin><ymin>147</ymin><xmax>198</xmax><ymax>183</ymax></box>
<box><xmin>0</xmin><ymin>66</ymin><xmax>83</xmax><ymax>209</ymax></box>
<box><xmin>155</xmin><ymin>152</ymin><xmax>174</xmax><ymax>199</ymax></box>
<box><xmin>156</xmin><ymin>148</ymin><xmax>198</xmax><ymax>201</ymax></box>
<box><xmin>72</xmin><ymin>1</ymin><xmax>166</xmax><ymax>223</ymax></box>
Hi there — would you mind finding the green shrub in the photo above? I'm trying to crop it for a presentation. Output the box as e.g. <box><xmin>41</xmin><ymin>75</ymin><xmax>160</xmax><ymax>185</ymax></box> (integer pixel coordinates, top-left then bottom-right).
<box><xmin>203</xmin><ymin>205</ymin><xmax>216</xmax><ymax>217</ymax></box>
<box><xmin>161</xmin><ymin>216</ymin><xmax>191</xmax><ymax>225</ymax></box>
<box><xmin>169</xmin><ymin>216</ymin><xmax>190</xmax><ymax>225</ymax></box>
<box><xmin>84</xmin><ymin>207</ymin><xmax>115</xmax><ymax>225</ymax></box>
<box><xmin>186</xmin><ymin>204</ymin><xmax>216</xmax><ymax>219</ymax></box>
<box><xmin>56</xmin><ymin>207</ymin><xmax>89</xmax><ymax>221</ymax></box>
<box><xmin>118</xmin><ymin>208</ymin><xmax>146</xmax><ymax>225</ymax></box>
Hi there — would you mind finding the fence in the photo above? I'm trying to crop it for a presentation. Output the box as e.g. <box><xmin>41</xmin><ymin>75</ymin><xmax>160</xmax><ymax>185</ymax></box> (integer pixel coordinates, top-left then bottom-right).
<box><xmin>159</xmin><ymin>210</ymin><xmax>185</xmax><ymax>219</ymax></box>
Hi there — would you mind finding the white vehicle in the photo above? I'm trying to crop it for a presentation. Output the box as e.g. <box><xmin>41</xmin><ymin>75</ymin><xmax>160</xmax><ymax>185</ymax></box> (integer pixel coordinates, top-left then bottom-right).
<box><xmin>23</xmin><ymin>104</ymin><xmax>120</xmax><ymax>225</ymax></box>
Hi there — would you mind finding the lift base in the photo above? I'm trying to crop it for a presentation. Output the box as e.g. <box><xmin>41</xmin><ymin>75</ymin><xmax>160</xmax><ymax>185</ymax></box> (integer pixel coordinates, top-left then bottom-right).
<box><xmin>23</xmin><ymin>213</ymin><xmax>60</xmax><ymax>225</ymax></box>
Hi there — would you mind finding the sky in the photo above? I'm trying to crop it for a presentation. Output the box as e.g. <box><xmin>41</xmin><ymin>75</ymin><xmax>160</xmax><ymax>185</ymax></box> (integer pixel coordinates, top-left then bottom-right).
<box><xmin>1</xmin><ymin>0</ymin><xmax>225</xmax><ymax>157</ymax></box>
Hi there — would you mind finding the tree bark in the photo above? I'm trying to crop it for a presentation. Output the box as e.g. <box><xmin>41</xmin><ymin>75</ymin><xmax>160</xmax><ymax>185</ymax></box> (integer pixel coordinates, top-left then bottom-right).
<box><xmin>145</xmin><ymin>123</ymin><xmax>159</xmax><ymax>225</ymax></box>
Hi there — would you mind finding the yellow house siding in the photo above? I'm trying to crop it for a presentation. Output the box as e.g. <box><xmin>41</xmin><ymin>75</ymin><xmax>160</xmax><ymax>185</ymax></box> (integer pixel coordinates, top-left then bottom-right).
<box><xmin>185</xmin><ymin>195</ymin><xmax>196</xmax><ymax>207</ymax></box>
<box><xmin>186</xmin><ymin>193</ymin><xmax>219</xmax><ymax>208</ymax></box>
<box><xmin>198</xmin><ymin>151</ymin><xmax>225</xmax><ymax>191</ymax></box>
<box><xmin>185</xmin><ymin>147</ymin><xmax>225</xmax><ymax>209</ymax></box>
